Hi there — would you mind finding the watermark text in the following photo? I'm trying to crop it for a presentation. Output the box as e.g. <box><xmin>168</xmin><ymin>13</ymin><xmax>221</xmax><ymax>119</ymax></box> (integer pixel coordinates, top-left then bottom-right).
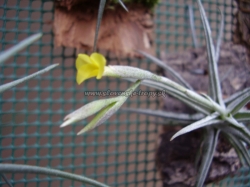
<box><xmin>84</xmin><ymin>89</ymin><xmax>167</xmax><ymax>98</ymax></box>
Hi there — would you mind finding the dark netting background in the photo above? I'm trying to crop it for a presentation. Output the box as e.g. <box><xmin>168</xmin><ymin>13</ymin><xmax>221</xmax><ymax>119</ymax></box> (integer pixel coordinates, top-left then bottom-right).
<box><xmin>0</xmin><ymin>0</ymin><xmax>249</xmax><ymax>187</ymax></box>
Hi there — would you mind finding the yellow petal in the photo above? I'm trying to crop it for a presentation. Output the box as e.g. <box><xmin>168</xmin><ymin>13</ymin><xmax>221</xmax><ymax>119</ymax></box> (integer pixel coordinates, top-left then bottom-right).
<box><xmin>90</xmin><ymin>53</ymin><xmax>106</xmax><ymax>79</ymax></box>
<box><xmin>76</xmin><ymin>71</ymin><xmax>86</xmax><ymax>85</ymax></box>
<box><xmin>76</xmin><ymin>64</ymin><xmax>99</xmax><ymax>85</ymax></box>
<box><xmin>90</xmin><ymin>53</ymin><xmax>106</xmax><ymax>67</ymax></box>
<box><xmin>76</xmin><ymin>54</ymin><xmax>92</xmax><ymax>70</ymax></box>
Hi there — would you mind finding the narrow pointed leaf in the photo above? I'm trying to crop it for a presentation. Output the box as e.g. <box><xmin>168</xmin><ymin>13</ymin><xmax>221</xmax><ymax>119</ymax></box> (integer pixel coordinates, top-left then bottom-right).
<box><xmin>225</xmin><ymin>88</ymin><xmax>250</xmax><ymax>105</ymax></box>
<box><xmin>122</xmin><ymin>108</ymin><xmax>203</xmax><ymax>124</ymax></box>
<box><xmin>0</xmin><ymin>33</ymin><xmax>42</xmax><ymax>65</ymax></box>
<box><xmin>219</xmin><ymin>125</ymin><xmax>250</xmax><ymax>145</ymax></box>
<box><xmin>225</xmin><ymin>133</ymin><xmax>250</xmax><ymax>167</ymax></box>
<box><xmin>0</xmin><ymin>64</ymin><xmax>58</xmax><ymax>93</ymax></box>
<box><xmin>196</xmin><ymin>129</ymin><xmax>219</xmax><ymax>187</ymax></box>
<box><xmin>171</xmin><ymin>113</ymin><xmax>220</xmax><ymax>140</ymax></box>
<box><xmin>0</xmin><ymin>163</ymin><xmax>109</xmax><ymax>187</ymax></box>
<box><xmin>93</xmin><ymin>0</ymin><xmax>106</xmax><ymax>52</ymax></box>
<box><xmin>233</xmin><ymin>111</ymin><xmax>250</xmax><ymax>122</ymax></box>
<box><xmin>227</xmin><ymin>90</ymin><xmax>250</xmax><ymax>114</ymax></box>
<box><xmin>137</xmin><ymin>50</ymin><xmax>192</xmax><ymax>89</ymax></box>
<box><xmin>226</xmin><ymin>116</ymin><xmax>250</xmax><ymax>139</ymax></box>
<box><xmin>196</xmin><ymin>129</ymin><xmax>219</xmax><ymax>186</ymax></box>
<box><xmin>197</xmin><ymin>0</ymin><xmax>224</xmax><ymax>107</ymax></box>
<box><xmin>118</xmin><ymin>0</ymin><xmax>128</xmax><ymax>11</ymax></box>
<box><xmin>143</xmin><ymin>80</ymin><xmax>211</xmax><ymax>114</ymax></box>
<box><xmin>215</xmin><ymin>9</ymin><xmax>224</xmax><ymax>63</ymax></box>
<box><xmin>124</xmin><ymin>78</ymin><xmax>212</xmax><ymax>114</ymax></box>
<box><xmin>187</xmin><ymin>4</ymin><xmax>198</xmax><ymax>48</ymax></box>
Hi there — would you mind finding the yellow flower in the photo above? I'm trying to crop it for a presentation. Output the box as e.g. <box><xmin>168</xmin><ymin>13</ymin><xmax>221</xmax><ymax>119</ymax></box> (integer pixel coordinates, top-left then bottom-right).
<box><xmin>76</xmin><ymin>53</ymin><xmax>106</xmax><ymax>85</ymax></box>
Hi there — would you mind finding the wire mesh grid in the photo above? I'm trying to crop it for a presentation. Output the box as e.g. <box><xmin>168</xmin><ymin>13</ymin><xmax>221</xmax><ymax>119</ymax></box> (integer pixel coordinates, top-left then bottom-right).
<box><xmin>0</xmin><ymin>0</ymin><xmax>249</xmax><ymax>187</ymax></box>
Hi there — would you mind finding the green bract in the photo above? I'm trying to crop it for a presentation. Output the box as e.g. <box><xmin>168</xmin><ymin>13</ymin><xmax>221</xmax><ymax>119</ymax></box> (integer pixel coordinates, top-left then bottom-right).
<box><xmin>61</xmin><ymin>80</ymin><xmax>141</xmax><ymax>135</ymax></box>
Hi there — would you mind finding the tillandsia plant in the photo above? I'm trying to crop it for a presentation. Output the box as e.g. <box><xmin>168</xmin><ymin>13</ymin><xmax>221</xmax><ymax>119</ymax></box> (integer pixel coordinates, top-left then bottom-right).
<box><xmin>0</xmin><ymin>34</ymin><xmax>109</xmax><ymax>187</ymax></box>
<box><xmin>61</xmin><ymin>0</ymin><xmax>250</xmax><ymax>187</ymax></box>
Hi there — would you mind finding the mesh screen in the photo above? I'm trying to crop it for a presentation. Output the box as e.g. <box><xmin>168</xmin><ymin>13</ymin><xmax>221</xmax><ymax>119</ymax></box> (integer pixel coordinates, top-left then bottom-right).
<box><xmin>0</xmin><ymin>0</ymin><xmax>249</xmax><ymax>187</ymax></box>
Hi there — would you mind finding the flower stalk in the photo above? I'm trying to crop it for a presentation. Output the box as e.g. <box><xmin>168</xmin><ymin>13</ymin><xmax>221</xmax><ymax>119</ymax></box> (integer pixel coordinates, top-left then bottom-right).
<box><xmin>104</xmin><ymin>65</ymin><xmax>226</xmax><ymax>115</ymax></box>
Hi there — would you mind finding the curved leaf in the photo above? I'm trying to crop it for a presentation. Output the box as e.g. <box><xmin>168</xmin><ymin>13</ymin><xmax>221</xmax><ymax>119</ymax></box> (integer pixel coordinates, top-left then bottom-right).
<box><xmin>171</xmin><ymin>113</ymin><xmax>220</xmax><ymax>141</ymax></box>
<box><xmin>124</xmin><ymin>77</ymin><xmax>213</xmax><ymax>114</ymax></box>
<box><xmin>227</xmin><ymin>90</ymin><xmax>250</xmax><ymax>115</ymax></box>
<box><xmin>226</xmin><ymin>116</ymin><xmax>250</xmax><ymax>140</ymax></box>
<box><xmin>0</xmin><ymin>64</ymin><xmax>58</xmax><ymax>93</ymax></box>
<box><xmin>225</xmin><ymin>87</ymin><xmax>250</xmax><ymax>105</ymax></box>
<box><xmin>215</xmin><ymin>9</ymin><xmax>224</xmax><ymax>63</ymax></box>
<box><xmin>219</xmin><ymin>125</ymin><xmax>250</xmax><ymax>145</ymax></box>
<box><xmin>225</xmin><ymin>133</ymin><xmax>250</xmax><ymax>167</ymax></box>
<box><xmin>197</xmin><ymin>0</ymin><xmax>224</xmax><ymax>107</ymax></box>
<box><xmin>196</xmin><ymin>128</ymin><xmax>220</xmax><ymax>187</ymax></box>
<box><xmin>122</xmin><ymin>108</ymin><xmax>203</xmax><ymax>124</ymax></box>
<box><xmin>0</xmin><ymin>163</ymin><xmax>109</xmax><ymax>187</ymax></box>
<box><xmin>187</xmin><ymin>4</ymin><xmax>198</xmax><ymax>48</ymax></box>
<box><xmin>233</xmin><ymin>111</ymin><xmax>250</xmax><ymax>122</ymax></box>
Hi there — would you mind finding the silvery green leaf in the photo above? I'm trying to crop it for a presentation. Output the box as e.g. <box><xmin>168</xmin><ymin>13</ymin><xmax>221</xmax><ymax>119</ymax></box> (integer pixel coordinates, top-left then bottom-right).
<box><xmin>0</xmin><ymin>163</ymin><xmax>109</xmax><ymax>187</ymax></box>
<box><xmin>233</xmin><ymin>111</ymin><xmax>250</xmax><ymax>122</ymax></box>
<box><xmin>93</xmin><ymin>0</ymin><xmax>106</xmax><ymax>52</ymax></box>
<box><xmin>128</xmin><ymin>78</ymin><xmax>210</xmax><ymax>114</ymax></box>
<box><xmin>215</xmin><ymin>9</ymin><xmax>224</xmax><ymax>63</ymax></box>
<box><xmin>122</xmin><ymin>108</ymin><xmax>203</xmax><ymax>125</ymax></box>
<box><xmin>197</xmin><ymin>0</ymin><xmax>224</xmax><ymax>107</ymax></box>
<box><xmin>137</xmin><ymin>50</ymin><xmax>192</xmax><ymax>89</ymax></box>
<box><xmin>112</xmin><ymin>66</ymin><xmax>217</xmax><ymax>114</ymax></box>
<box><xmin>187</xmin><ymin>4</ymin><xmax>198</xmax><ymax>48</ymax></box>
<box><xmin>111</xmin><ymin>65</ymin><xmax>225</xmax><ymax>114</ymax></box>
<box><xmin>0</xmin><ymin>64</ymin><xmax>58</xmax><ymax>93</ymax></box>
<box><xmin>171</xmin><ymin>113</ymin><xmax>221</xmax><ymax>141</ymax></box>
<box><xmin>225</xmin><ymin>116</ymin><xmax>250</xmax><ymax>140</ymax></box>
<box><xmin>225</xmin><ymin>133</ymin><xmax>250</xmax><ymax>167</ymax></box>
<box><xmin>77</xmin><ymin>80</ymin><xmax>141</xmax><ymax>134</ymax></box>
<box><xmin>196</xmin><ymin>128</ymin><xmax>219</xmax><ymax>187</ymax></box>
<box><xmin>224</xmin><ymin>88</ymin><xmax>250</xmax><ymax>106</ymax></box>
<box><xmin>200</xmin><ymin>93</ymin><xmax>226</xmax><ymax>116</ymax></box>
<box><xmin>125</xmin><ymin>78</ymin><xmax>211</xmax><ymax>114</ymax></box>
<box><xmin>0</xmin><ymin>33</ymin><xmax>42</xmax><ymax>65</ymax></box>
<box><xmin>227</xmin><ymin>90</ymin><xmax>250</xmax><ymax>115</ymax></box>
<box><xmin>61</xmin><ymin>97</ymin><xmax>119</xmax><ymax>128</ymax></box>
<box><xmin>118</xmin><ymin>0</ymin><xmax>128</xmax><ymax>11</ymax></box>
<box><xmin>219</xmin><ymin>125</ymin><xmax>250</xmax><ymax>145</ymax></box>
